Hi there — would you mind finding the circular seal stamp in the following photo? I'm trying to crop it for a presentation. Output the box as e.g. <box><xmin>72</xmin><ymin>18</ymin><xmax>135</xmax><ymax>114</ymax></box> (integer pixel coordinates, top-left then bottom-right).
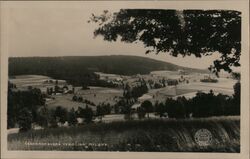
<box><xmin>194</xmin><ymin>129</ymin><xmax>212</xmax><ymax>146</ymax></box>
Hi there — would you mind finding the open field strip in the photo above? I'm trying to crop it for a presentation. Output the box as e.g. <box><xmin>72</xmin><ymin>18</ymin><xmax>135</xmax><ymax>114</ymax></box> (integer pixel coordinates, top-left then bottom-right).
<box><xmin>8</xmin><ymin>116</ymin><xmax>240</xmax><ymax>152</ymax></box>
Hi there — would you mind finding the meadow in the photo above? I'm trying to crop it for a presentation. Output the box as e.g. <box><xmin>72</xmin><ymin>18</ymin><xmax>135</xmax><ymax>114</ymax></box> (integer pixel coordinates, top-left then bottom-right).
<box><xmin>46</xmin><ymin>86</ymin><xmax>123</xmax><ymax>111</ymax></box>
<box><xmin>8</xmin><ymin>116</ymin><xmax>240</xmax><ymax>152</ymax></box>
<box><xmin>9</xmin><ymin>75</ymin><xmax>66</xmax><ymax>92</ymax></box>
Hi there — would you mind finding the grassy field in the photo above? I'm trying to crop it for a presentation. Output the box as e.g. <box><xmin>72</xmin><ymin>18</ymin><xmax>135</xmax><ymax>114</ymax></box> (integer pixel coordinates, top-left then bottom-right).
<box><xmin>8</xmin><ymin>116</ymin><xmax>240</xmax><ymax>152</ymax></box>
<box><xmin>46</xmin><ymin>86</ymin><xmax>123</xmax><ymax>110</ymax></box>
<box><xmin>46</xmin><ymin>94</ymin><xmax>91</xmax><ymax>110</ymax></box>
<box><xmin>9</xmin><ymin>75</ymin><xmax>66</xmax><ymax>92</ymax></box>
<box><xmin>76</xmin><ymin>86</ymin><xmax>123</xmax><ymax>105</ymax></box>
<box><xmin>10</xmin><ymin>75</ymin><xmax>123</xmax><ymax>110</ymax></box>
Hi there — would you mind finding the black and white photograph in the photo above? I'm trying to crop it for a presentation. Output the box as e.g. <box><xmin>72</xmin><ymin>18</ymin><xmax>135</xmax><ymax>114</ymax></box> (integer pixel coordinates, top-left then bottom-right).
<box><xmin>0</xmin><ymin>1</ymin><xmax>249</xmax><ymax>159</ymax></box>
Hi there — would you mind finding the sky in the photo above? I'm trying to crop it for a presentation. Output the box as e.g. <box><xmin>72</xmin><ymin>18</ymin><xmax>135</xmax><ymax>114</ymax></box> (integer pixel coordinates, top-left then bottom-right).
<box><xmin>3</xmin><ymin>1</ymin><xmax>225</xmax><ymax>69</ymax></box>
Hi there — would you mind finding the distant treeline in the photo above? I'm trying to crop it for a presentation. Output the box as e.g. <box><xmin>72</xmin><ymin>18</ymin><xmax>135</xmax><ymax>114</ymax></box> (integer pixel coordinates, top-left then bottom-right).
<box><xmin>9</xmin><ymin>56</ymin><xmax>207</xmax><ymax>86</ymax></box>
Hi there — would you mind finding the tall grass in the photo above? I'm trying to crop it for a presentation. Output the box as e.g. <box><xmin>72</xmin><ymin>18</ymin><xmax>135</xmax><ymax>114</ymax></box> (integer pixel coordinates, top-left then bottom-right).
<box><xmin>8</xmin><ymin>116</ymin><xmax>240</xmax><ymax>152</ymax></box>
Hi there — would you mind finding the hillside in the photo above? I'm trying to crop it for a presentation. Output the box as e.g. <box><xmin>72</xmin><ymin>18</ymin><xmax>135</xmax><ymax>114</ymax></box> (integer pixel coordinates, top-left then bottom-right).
<box><xmin>9</xmin><ymin>55</ymin><xmax>208</xmax><ymax>86</ymax></box>
<box><xmin>9</xmin><ymin>55</ymin><xmax>207</xmax><ymax>75</ymax></box>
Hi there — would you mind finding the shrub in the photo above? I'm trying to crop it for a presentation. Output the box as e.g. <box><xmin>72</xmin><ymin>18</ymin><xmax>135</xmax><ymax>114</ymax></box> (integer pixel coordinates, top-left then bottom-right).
<box><xmin>68</xmin><ymin>108</ymin><xmax>77</xmax><ymax>126</ymax></box>
<box><xmin>137</xmin><ymin>107</ymin><xmax>146</xmax><ymax>119</ymax></box>
<box><xmin>165</xmin><ymin>97</ymin><xmax>186</xmax><ymax>118</ymax></box>
<box><xmin>36</xmin><ymin>106</ymin><xmax>50</xmax><ymax>128</ymax></box>
<box><xmin>77</xmin><ymin>106</ymin><xmax>94</xmax><ymax>123</ymax></box>
<box><xmin>18</xmin><ymin>108</ymin><xmax>33</xmax><ymax>132</ymax></box>
<box><xmin>155</xmin><ymin>102</ymin><xmax>166</xmax><ymax>117</ymax></box>
<box><xmin>141</xmin><ymin>100</ymin><xmax>153</xmax><ymax>118</ymax></box>
<box><xmin>54</xmin><ymin>106</ymin><xmax>68</xmax><ymax>123</ymax></box>
<box><xmin>200</xmin><ymin>78</ymin><xmax>218</xmax><ymax>83</ymax></box>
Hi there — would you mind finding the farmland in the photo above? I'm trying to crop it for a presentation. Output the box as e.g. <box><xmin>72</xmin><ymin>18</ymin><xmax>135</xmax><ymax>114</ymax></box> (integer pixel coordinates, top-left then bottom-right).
<box><xmin>46</xmin><ymin>87</ymin><xmax>123</xmax><ymax>111</ymax></box>
<box><xmin>9</xmin><ymin>75</ymin><xmax>124</xmax><ymax>110</ymax></box>
<box><xmin>9</xmin><ymin>69</ymin><xmax>237</xmax><ymax>111</ymax></box>
<box><xmin>9</xmin><ymin>75</ymin><xmax>66</xmax><ymax>92</ymax></box>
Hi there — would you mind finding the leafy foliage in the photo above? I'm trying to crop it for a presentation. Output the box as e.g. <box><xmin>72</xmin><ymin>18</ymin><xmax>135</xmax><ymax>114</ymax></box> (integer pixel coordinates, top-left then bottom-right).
<box><xmin>8</xmin><ymin>84</ymin><xmax>45</xmax><ymax>129</ymax></box>
<box><xmin>231</xmin><ymin>72</ymin><xmax>241</xmax><ymax>80</ymax></box>
<box><xmin>36</xmin><ymin>106</ymin><xmax>50</xmax><ymax>128</ymax></box>
<box><xmin>18</xmin><ymin>108</ymin><xmax>33</xmax><ymax>132</ymax></box>
<box><xmin>153</xmin><ymin>84</ymin><xmax>240</xmax><ymax>119</ymax></box>
<box><xmin>123</xmin><ymin>80</ymin><xmax>148</xmax><ymax>100</ymax></box>
<box><xmin>54</xmin><ymin>106</ymin><xmax>68</xmax><ymax>123</ymax></box>
<box><xmin>165</xmin><ymin>97</ymin><xmax>187</xmax><ymax>118</ymax></box>
<box><xmin>141</xmin><ymin>100</ymin><xmax>153</xmax><ymax>118</ymax></box>
<box><xmin>77</xmin><ymin>106</ymin><xmax>94</xmax><ymax>123</ymax></box>
<box><xmin>68</xmin><ymin>108</ymin><xmax>77</xmax><ymax>126</ymax></box>
<box><xmin>91</xmin><ymin>9</ymin><xmax>241</xmax><ymax>74</ymax></box>
<box><xmin>155</xmin><ymin>102</ymin><xmax>166</xmax><ymax>117</ymax></box>
<box><xmin>137</xmin><ymin>107</ymin><xmax>146</xmax><ymax>119</ymax></box>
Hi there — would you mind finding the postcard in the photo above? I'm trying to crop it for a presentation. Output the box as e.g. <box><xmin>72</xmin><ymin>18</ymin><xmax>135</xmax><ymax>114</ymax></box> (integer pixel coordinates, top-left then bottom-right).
<box><xmin>1</xmin><ymin>1</ymin><xmax>249</xmax><ymax>159</ymax></box>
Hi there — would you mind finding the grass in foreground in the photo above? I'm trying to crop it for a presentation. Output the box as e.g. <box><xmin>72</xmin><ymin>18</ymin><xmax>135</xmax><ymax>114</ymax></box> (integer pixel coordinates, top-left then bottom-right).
<box><xmin>8</xmin><ymin>116</ymin><xmax>240</xmax><ymax>152</ymax></box>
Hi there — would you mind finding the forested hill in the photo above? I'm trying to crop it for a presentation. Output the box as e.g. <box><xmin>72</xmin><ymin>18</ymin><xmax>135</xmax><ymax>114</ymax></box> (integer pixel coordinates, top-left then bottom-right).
<box><xmin>9</xmin><ymin>55</ymin><xmax>207</xmax><ymax>76</ymax></box>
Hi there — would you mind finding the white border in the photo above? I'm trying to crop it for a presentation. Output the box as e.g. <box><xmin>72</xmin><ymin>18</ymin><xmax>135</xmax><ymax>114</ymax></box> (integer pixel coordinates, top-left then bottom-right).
<box><xmin>1</xmin><ymin>1</ymin><xmax>249</xmax><ymax>159</ymax></box>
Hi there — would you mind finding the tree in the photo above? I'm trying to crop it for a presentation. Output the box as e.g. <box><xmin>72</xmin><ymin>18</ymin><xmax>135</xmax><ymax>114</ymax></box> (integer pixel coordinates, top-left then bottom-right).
<box><xmin>155</xmin><ymin>102</ymin><xmax>166</xmax><ymax>117</ymax></box>
<box><xmin>50</xmin><ymin>87</ymin><xmax>53</xmax><ymax>94</ymax></box>
<box><xmin>233</xmin><ymin>81</ymin><xmax>240</xmax><ymax>100</ymax></box>
<box><xmin>68</xmin><ymin>108</ymin><xmax>77</xmax><ymax>126</ymax></box>
<box><xmin>78</xmin><ymin>96</ymin><xmax>83</xmax><ymax>102</ymax></box>
<box><xmin>54</xmin><ymin>106</ymin><xmax>68</xmax><ymax>123</ymax></box>
<box><xmin>54</xmin><ymin>85</ymin><xmax>60</xmax><ymax>93</ymax></box>
<box><xmin>7</xmin><ymin>85</ymin><xmax>45</xmax><ymax>129</ymax></box>
<box><xmin>189</xmin><ymin>91</ymin><xmax>227</xmax><ymax>117</ymax></box>
<box><xmin>231</xmin><ymin>72</ymin><xmax>241</xmax><ymax>80</ymax></box>
<box><xmin>48</xmin><ymin>109</ymin><xmax>58</xmax><ymax>128</ymax></box>
<box><xmin>120</xmin><ymin>102</ymin><xmax>133</xmax><ymax>120</ymax></box>
<box><xmin>96</xmin><ymin>105</ymin><xmax>105</xmax><ymax>121</ymax></box>
<box><xmin>72</xmin><ymin>95</ymin><xmax>78</xmax><ymax>101</ymax></box>
<box><xmin>137</xmin><ymin>106</ymin><xmax>146</xmax><ymax>119</ymax></box>
<box><xmin>102</xmin><ymin>103</ymin><xmax>112</xmax><ymax>114</ymax></box>
<box><xmin>162</xmin><ymin>78</ymin><xmax>166</xmax><ymax>87</ymax></box>
<box><xmin>46</xmin><ymin>87</ymin><xmax>54</xmax><ymax>95</ymax></box>
<box><xmin>90</xmin><ymin>9</ymin><xmax>241</xmax><ymax>74</ymax></box>
<box><xmin>18</xmin><ymin>108</ymin><xmax>33</xmax><ymax>132</ymax></box>
<box><xmin>131</xmin><ymin>83</ymin><xmax>148</xmax><ymax>99</ymax></box>
<box><xmin>81</xmin><ymin>82</ymin><xmax>89</xmax><ymax>90</ymax></box>
<box><xmin>175</xmin><ymin>97</ymin><xmax>187</xmax><ymax>118</ymax></box>
<box><xmin>7</xmin><ymin>87</ymin><xmax>18</xmax><ymax>128</ymax></box>
<box><xmin>165</xmin><ymin>97</ymin><xmax>186</xmax><ymax>118</ymax></box>
<box><xmin>140</xmin><ymin>100</ymin><xmax>153</xmax><ymax>118</ymax></box>
<box><xmin>77</xmin><ymin>106</ymin><xmax>94</xmax><ymax>123</ymax></box>
<box><xmin>230</xmin><ymin>81</ymin><xmax>240</xmax><ymax>115</ymax></box>
<box><xmin>37</xmin><ymin>106</ymin><xmax>50</xmax><ymax>128</ymax></box>
<box><xmin>83</xmin><ymin>106</ymin><xmax>94</xmax><ymax>123</ymax></box>
<box><xmin>123</xmin><ymin>83</ymin><xmax>131</xmax><ymax>99</ymax></box>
